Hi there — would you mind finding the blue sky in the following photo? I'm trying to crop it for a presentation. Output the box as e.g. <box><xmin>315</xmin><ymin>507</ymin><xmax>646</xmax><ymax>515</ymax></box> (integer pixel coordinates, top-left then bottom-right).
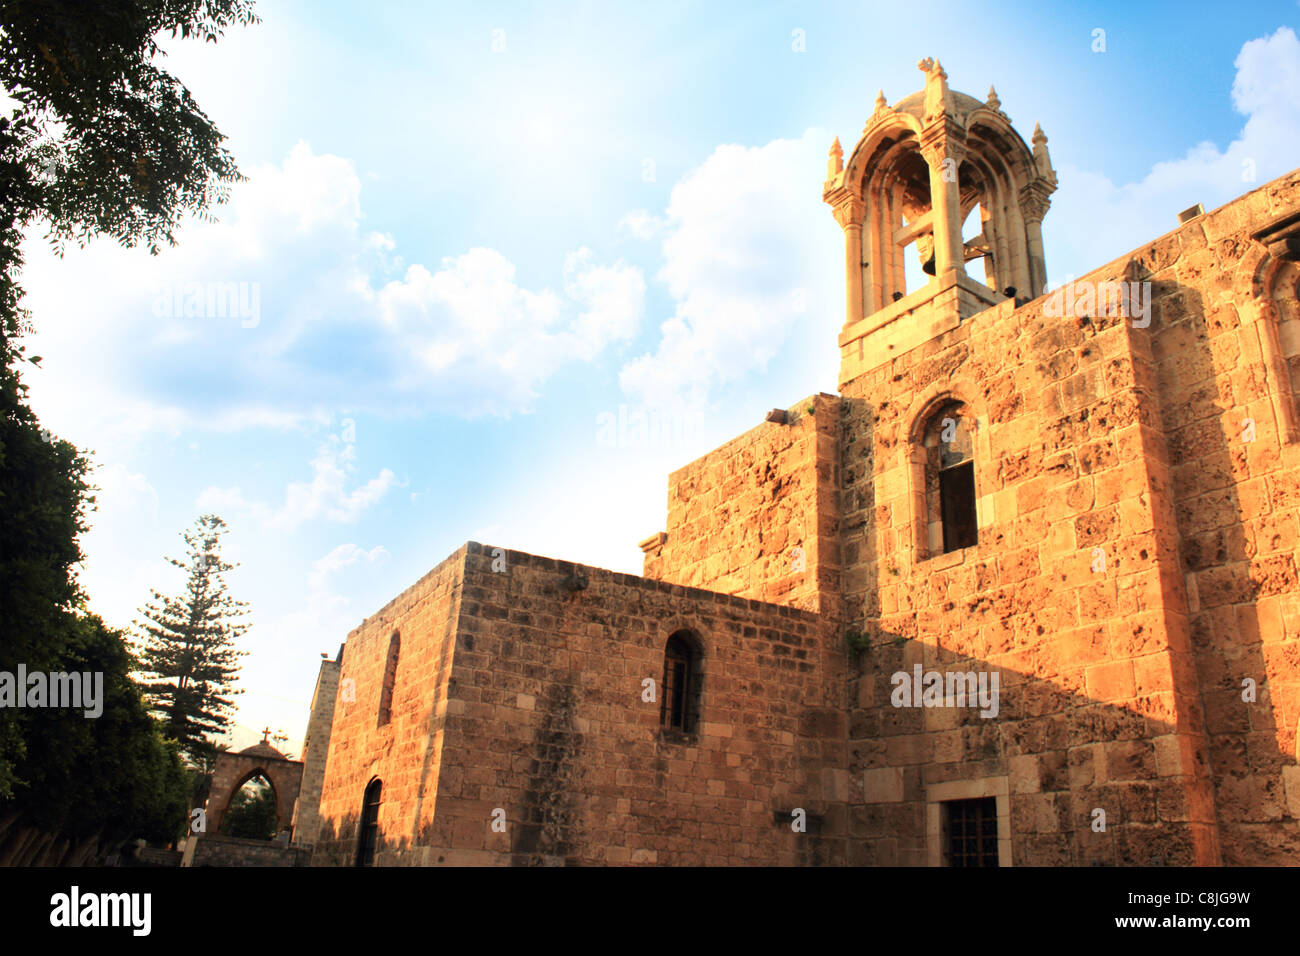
<box><xmin>14</xmin><ymin>1</ymin><xmax>1300</xmax><ymax>753</ymax></box>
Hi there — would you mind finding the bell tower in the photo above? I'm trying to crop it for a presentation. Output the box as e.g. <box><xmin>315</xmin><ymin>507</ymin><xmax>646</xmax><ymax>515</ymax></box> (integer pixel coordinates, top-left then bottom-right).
<box><xmin>824</xmin><ymin>60</ymin><xmax>1057</xmax><ymax>386</ymax></box>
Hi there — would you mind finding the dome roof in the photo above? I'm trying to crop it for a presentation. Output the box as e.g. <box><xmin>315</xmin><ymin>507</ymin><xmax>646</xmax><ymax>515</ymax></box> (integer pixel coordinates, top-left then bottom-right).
<box><xmin>891</xmin><ymin>88</ymin><xmax>988</xmax><ymax>122</ymax></box>
<box><xmin>239</xmin><ymin>740</ymin><xmax>286</xmax><ymax>759</ymax></box>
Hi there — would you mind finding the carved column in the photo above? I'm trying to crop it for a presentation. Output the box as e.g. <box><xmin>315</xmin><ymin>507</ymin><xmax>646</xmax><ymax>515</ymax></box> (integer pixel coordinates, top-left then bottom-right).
<box><xmin>832</xmin><ymin>194</ymin><xmax>867</xmax><ymax>328</ymax></box>
<box><xmin>1019</xmin><ymin>181</ymin><xmax>1054</xmax><ymax>299</ymax></box>
<box><xmin>889</xmin><ymin>182</ymin><xmax>906</xmax><ymax>297</ymax></box>
<box><xmin>920</xmin><ymin>127</ymin><xmax>967</xmax><ymax>280</ymax></box>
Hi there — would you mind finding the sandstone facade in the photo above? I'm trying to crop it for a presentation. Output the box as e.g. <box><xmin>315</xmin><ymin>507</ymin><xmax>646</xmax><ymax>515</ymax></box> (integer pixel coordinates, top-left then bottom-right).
<box><xmin>310</xmin><ymin>545</ymin><xmax>846</xmax><ymax>866</ymax></box>
<box><xmin>290</xmin><ymin>655</ymin><xmax>339</xmax><ymax>847</ymax></box>
<box><xmin>306</xmin><ymin>64</ymin><xmax>1300</xmax><ymax>866</ymax></box>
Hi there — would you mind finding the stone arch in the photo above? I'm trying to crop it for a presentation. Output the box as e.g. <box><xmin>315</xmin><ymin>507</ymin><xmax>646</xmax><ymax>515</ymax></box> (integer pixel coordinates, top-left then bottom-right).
<box><xmin>356</xmin><ymin>776</ymin><xmax>383</xmax><ymax>867</ymax></box>
<box><xmin>905</xmin><ymin>378</ymin><xmax>988</xmax><ymax>447</ymax></box>
<box><xmin>963</xmin><ymin>114</ymin><xmax>1038</xmax><ymax>185</ymax></box>
<box><xmin>204</xmin><ymin>745</ymin><xmax>304</xmax><ymax>839</ymax></box>
<box><xmin>859</xmin><ymin>134</ymin><xmax>934</xmax><ymax>304</ymax></box>
<box><xmin>903</xmin><ymin>382</ymin><xmax>990</xmax><ymax>564</ymax></box>
<box><xmin>659</xmin><ymin>625</ymin><xmax>706</xmax><ymax>735</ymax></box>
<box><xmin>658</xmin><ymin>617</ymin><xmax>710</xmax><ymax>659</ymax></box>
<box><xmin>218</xmin><ymin>767</ymin><xmax>278</xmax><ymax>836</ymax></box>
<box><xmin>956</xmin><ymin>146</ymin><xmax>1031</xmax><ymax>296</ymax></box>
<box><xmin>1237</xmin><ymin>227</ymin><xmax>1300</xmax><ymax>444</ymax></box>
<box><xmin>826</xmin><ymin>68</ymin><xmax>1058</xmax><ymax>330</ymax></box>
<box><xmin>845</xmin><ymin>114</ymin><xmax>924</xmax><ymax>191</ymax></box>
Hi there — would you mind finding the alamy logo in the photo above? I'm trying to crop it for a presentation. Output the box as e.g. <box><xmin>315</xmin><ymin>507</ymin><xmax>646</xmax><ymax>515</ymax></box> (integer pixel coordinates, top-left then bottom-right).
<box><xmin>595</xmin><ymin>405</ymin><xmax>704</xmax><ymax>450</ymax></box>
<box><xmin>0</xmin><ymin>665</ymin><xmax>103</xmax><ymax>718</ymax></box>
<box><xmin>890</xmin><ymin>664</ymin><xmax>1000</xmax><ymax>718</ymax></box>
<box><xmin>1042</xmin><ymin>279</ymin><xmax>1151</xmax><ymax>328</ymax></box>
<box><xmin>50</xmin><ymin>886</ymin><xmax>151</xmax><ymax>936</ymax></box>
<box><xmin>152</xmin><ymin>281</ymin><xmax>261</xmax><ymax>328</ymax></box>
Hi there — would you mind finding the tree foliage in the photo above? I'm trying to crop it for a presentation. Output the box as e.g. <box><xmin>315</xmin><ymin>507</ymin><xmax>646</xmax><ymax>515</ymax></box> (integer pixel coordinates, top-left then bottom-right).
<box><xmin>135</xmin><ymin>514</ymin><xmax>249</xmax><ymax>763</ymax></box>
<box><xmin>220</xmin><ymin>775</ymin><xmax>277</xmax><ymax>840</ymax></box>
<box><xmin>10</xmin><ymin>614</ymin><xmax>191</xmax><ymax>843</ymax></box>
<box><xmin>0</xmin><ymin>364</ymin><xmax>90</xmax><ymax>798</ymax></box>
<box><xmin>0</xmin><ymin>0</ymin><xmax>258</xmax><ymax>258</ymax></box>
<box><xmin>0</xmin><ymin>1</ymin><xmax>257</xmax><ymax>851</ymax></box>
<box><xmin>1</xmin><ymin>0</ymin><xmax>259</xmax><ymax>369</ymax></box>
<box><xmin>0</xmin><ymin>614</ymin><xmax>192</xmax><ymax>862</ymax></box>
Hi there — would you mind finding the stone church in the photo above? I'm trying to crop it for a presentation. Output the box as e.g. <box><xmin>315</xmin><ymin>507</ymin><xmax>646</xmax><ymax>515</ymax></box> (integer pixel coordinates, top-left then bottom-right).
<box><xmin>294</xmin><ymin>62</ymin><xmax>1300</xmax><ymax>866</ymax></box>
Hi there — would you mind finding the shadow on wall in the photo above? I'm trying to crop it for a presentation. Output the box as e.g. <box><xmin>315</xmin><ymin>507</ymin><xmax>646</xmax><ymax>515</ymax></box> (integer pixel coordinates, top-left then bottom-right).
<box><xmin>839</xmin><ymin>261</ymin><xmax>1300</xmax><ymax>866</ymax></box>
<box><xmin>1147</xmin><ymin>261</ymin><xmax>1299</xmax><ymax>864</ymax></box>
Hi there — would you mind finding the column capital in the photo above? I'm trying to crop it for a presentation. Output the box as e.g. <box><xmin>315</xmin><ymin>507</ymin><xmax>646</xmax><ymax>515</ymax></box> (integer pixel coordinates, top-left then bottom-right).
<box><xmin>1018</xmin><ymin>179</ymin><xmax>1056</xmax><ymax>223</ymax></box>
<box><xmin>827</xmin><ymin>189</ymin><xmax>865</xmax><ymax>229</ymax></box>
<box><xmin>918</xmin><ymin>118</ymin><xmax>968</xmax><ymax>167</ymax></box>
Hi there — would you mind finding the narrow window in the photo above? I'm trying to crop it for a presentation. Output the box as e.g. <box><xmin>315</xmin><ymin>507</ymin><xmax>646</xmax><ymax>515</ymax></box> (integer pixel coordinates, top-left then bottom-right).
<box><xmin>943</xmin><ymin>797</ymin><xmax>999</xmax><ymax>867</ymax></box>
<box><xmin>923</xmin><ymin>403</ymin><xmax>978</xmax><ymax>556</ymax></box>
<box><xmin>660</xmin><ymin>632</ymin><xmax>700</xmax><ymax>734</ymax></box>
<box><xmin>940</xmin><ymin>461</ymin><xmax>978</xmax><ymax>552</ymax></box>
<box><xmin>356</xmin><ymin>778</ymin><xmax>382</xmax><ymax>867</ymax></box>
<box><xmin>377</xmin><ymin>632</ymin><xmax>400</xmax><ymax>727</ymax></box>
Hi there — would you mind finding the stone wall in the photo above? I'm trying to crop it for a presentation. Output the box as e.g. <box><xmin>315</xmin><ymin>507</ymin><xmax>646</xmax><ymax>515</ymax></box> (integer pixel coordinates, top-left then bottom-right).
<box><xmin>839</xmin><ymin>285</ymin><xmax>1218</xmax><ymax>864</ymax></box>
<box><xmin>182</xmin><ymin>834</ymin><xmax>311</xmax><ymax>868</ymax></box>
<box><xmin>312</xmin><ymin>547</ymin><xmax>467</xmax><ymax>865</ymax></box>
<box><xmin>1145</xmin><ymin>170</ymin><xmax>1300</xmax><ymax>863</ymax></box>
<box><xmin>644</xmin><ymin>391</ymin><xmax>843</xmax><ymax>621</ymax></box>
<box><xmin>307</xmin><ymin>166</ymin><xmax>1300</xmax><ymax>868</ymax></box>
<box><xmin>205</xmin><ymin>750</ymin><xmax>303</xmax><ymax>837</ymax></box>
<box><xmin>317</xmin><ymin>543</ymin><xmax>847</xmax><ymax>865</ymax></box>
<box><xmin>840</xmin><ymin>169</ymin><xmax>1300</xmax><ymax>866</ymax></box>
<box><xmin>291</xmin><ymin>656</ymin><xmax>339</xmax><ymax>846</ymax></box>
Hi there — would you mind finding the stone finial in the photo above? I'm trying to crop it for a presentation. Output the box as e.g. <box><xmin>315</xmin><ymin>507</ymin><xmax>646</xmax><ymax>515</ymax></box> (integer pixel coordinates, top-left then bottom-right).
<box><xmin>874</xmin><ymin>89</ymin><xmax>887</xmax><ymax>113</ymax></box>
<box><xmin>1032</xmin><ymin>122</ymin><xmax>1055</xmax><ymax>179</ymax></box>
<box><xmin>917</xmin><ymin>57</ymin><xmax>951</xmax><ymax>122</ymax></box>
<box><xmin>986</xmin><ymin>85</ymin><xmax>1001</xmax><ymax>111</ymax></box>
<box><xmin>828</xmin><ymin>136</ymin><xmax>844</xmax><ymax>179</ymax></box>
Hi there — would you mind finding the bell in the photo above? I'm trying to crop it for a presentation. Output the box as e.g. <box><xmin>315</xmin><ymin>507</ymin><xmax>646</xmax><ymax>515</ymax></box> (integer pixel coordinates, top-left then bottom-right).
<box><xmin>916</xmin><ymin>233</ymin><xmax>936</xmax><ymax>276</ymax></box>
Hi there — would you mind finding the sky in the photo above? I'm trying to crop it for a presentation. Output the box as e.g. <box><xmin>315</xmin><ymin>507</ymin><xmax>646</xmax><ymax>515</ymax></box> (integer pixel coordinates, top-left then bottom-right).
<box><xmin>13</xmin><ymin>0</ymin><xmax>1300</xmax><ymax>754</ymax></box>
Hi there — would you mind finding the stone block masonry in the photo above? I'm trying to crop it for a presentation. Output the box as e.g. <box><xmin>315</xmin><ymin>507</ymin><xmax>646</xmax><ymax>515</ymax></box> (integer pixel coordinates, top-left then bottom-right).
<box><xmin>643</xmin><ymin>391</ymin><xmax>844</xmax><ymax>623</ymax></box>
<box><xmin>312</xmin><ymin>544</ymin><xmax>847</xmax><ymax>866</ymax></box>
<box><xmin>291</xmin><ymin>655</ymin><xmax>340</xmax><ymax>846</ymax></box>
<box><xmin>840</xmin><ymin>169</ymin><xmax>1300</xmax><ymax>866</ymax></box>
<box><xmin>300</xmin><ymin>67</ymin><xmax>1300</xmax><ymax>866</ymax></box>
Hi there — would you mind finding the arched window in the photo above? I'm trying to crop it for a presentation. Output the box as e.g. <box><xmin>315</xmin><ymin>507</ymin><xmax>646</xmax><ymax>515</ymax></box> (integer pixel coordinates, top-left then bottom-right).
<box><xmin>356</xmin><ymin>778</ymin><xmax>382</xmax><ymax>867</ymax></box>
<box><xmin>660</xmin><ymin>631</ymin><xmax>702</xmax><ymax>734</ymax></box>
<box><xmin>377</xmin><ymin>632</ymin><xmax>400</xmax><ymax>727</ymax></box>
<box><xmin>922</xmin><ymin>402</ymin><xmax>978</xmax><ymax>555</ymax></box>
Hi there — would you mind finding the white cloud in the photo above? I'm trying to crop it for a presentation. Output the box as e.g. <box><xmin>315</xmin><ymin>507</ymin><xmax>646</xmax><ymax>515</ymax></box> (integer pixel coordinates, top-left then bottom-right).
<box><xmin>73</xmin><ymin>462</ymin><xmax>175</xmax><ymax>630</ymax></box>
<box><xmin>619</xmin><ymin>129</ymin><xmax>841</xmax><ymax>407</ymax></box>
<box><xmin>197</xmin><ymin>435</ymin><xmax>396</xmax><ymax>531</ymax></box>
<box><xmin>1045</xmin><ymin>26</ymin><xmax>1300</xmax><ymax>285</ymax></box>
<box><xmin>372</xmin><ymin>245</ymin><xmax>643</xmax><ymax>413</ymax></box>
<box><xmin>617</xmin><ymin>29</ymin><xmax>1300</xmax><ymax>409</ymax></box>
<box><xmin>308</xmin><ymin>543</ymin><xmax>390</xmax><ymax>591</ymax></box>
<box><xmin>563</xmin><ymin>247</ymin><xmax>646</xmax><ymax>359</ymax></box>
<box><xmin>19</xmin><ymin>140</ymin><xmax>647</xmax><ymax>438</ymax></box>
<box><xmin>617</xmin><ymin>209</ymin><xmax>665</xmax><ymax>240</ymax></box>
<box><xmin>272</xmin><ymin>541</ymin><xmax>390</xmax><ymax>649</ymax></box>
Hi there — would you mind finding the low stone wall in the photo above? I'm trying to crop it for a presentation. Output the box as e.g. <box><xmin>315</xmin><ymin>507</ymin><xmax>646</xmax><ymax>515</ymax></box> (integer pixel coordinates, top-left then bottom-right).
<box><xmin>182</xmin><ymin>834</ymin><xmax>312</xmax><ymax>867</ymax></box>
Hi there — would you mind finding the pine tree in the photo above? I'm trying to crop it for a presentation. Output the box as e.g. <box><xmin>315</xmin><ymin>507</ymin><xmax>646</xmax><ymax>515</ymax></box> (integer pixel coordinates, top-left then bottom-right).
<box><xmin>135</xmin><ymin>514</ymin><xmax>249</xmax><ymax>763</ymax></box>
